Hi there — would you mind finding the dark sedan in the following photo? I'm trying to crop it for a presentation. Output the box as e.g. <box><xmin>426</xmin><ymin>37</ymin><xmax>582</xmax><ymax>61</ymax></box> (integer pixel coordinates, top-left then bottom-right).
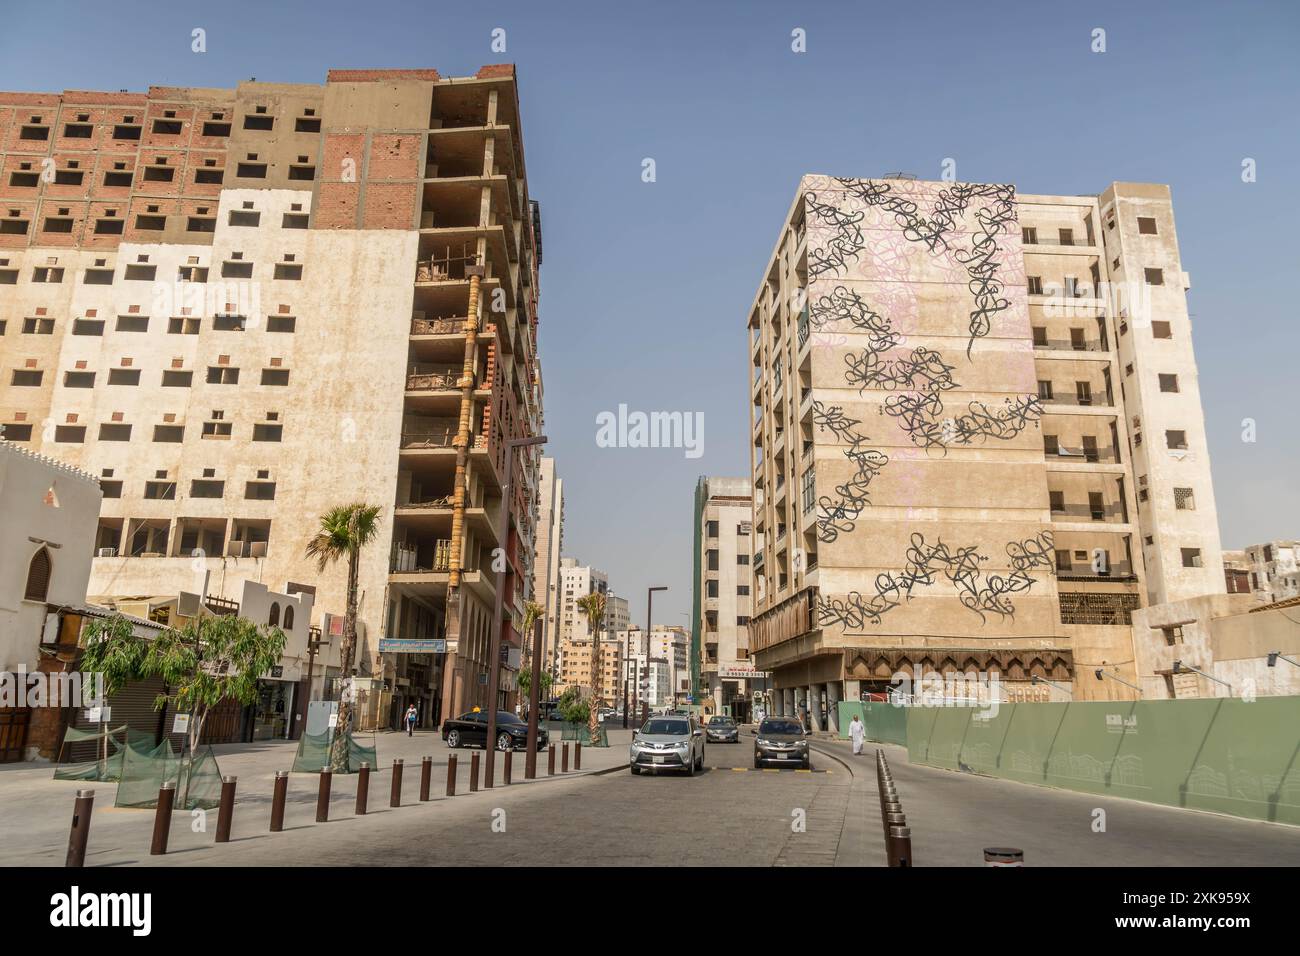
<box><xmin>753</xmin><ymin>717</ymin><xmax>811</xmax><ymax>769</ymax></box>
<box><xmin>441</xmin><ymin>710</ymin><xmax>549</xmax><ymax>752</ymax></box>
<box><xmin>705</xmin><ymin>715</ymin><xmax>740</xmax><ymax>743</ymax></box>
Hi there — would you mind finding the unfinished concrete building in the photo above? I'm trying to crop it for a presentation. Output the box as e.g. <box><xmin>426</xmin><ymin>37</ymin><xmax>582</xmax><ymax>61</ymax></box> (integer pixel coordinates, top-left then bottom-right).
<box><xmin>0</xmin><ymin>66</ymin><xmax>544</xmax><ymax>728</ymax></box>
<box><xmin>747</xmin><ymin>176</ymin><xmax>1224</xmax><ymax>725</ymax></box>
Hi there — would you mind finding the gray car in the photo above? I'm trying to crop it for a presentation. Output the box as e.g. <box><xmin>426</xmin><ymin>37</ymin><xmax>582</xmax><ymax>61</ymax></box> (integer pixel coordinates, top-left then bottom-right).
<box><xmin>753</xmin><ymin>716</ymin><xmax>811</xmax><ymax>769</ymax></box>
<box><xmin>629</xmin><ymin>716</ymin><xmax>706</xmax><ymax>776</ymax></box>
<box><xmin>704</xmin><ymin>715</ymin><xmax>740</xmax><ymax>743</ymax></box>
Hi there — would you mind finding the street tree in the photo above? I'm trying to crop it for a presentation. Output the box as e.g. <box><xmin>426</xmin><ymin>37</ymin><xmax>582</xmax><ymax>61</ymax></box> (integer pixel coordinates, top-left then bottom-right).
<box><xmin>305</xmin><ymin>502</ymin><xmax>382</xmax><ymax>770</ymax></box>
<box><xmin>575</xmin><ymin>591</ymin><xmax>607</xmax><ymax>743</ymax></box>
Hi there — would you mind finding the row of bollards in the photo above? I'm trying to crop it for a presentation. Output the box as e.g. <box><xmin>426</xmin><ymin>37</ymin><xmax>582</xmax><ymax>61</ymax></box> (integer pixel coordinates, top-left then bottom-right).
<box><xmin>876</xmin><ymin>750</ymin><xmax>913</xmax><ymax>867</ymax></box>
<box><xmin>68</xmin><ymin>741</ymin><xmax>579</xmax><ymax>866</ymax></box>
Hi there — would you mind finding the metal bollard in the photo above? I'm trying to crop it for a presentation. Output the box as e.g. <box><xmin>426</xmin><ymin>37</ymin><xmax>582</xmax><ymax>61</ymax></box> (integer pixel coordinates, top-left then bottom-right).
<box><xmin>356</xmin><ymin>763</ymin><xmax>370</xmax><ymax>815</ymax></box>
<box><xmin>470</xmin><ymin>752</ymin><xmax>480</xmax><ymax>792</ymax></box>
<box><xmin>548</xmin><ymin>744</ymin><xmax>556</xmax><ymax>775</ymax></box>
<box><xmin>66</xmin><ymin>789</ymin><xmax>95</xmax><ymax>867</ymax></box>
<box><xmin>503</xmin><ymin>748</ymin><xmax>513</xmax><ymax>785</ymax></box>
<box><xmin>390</xmin><ymin>759</ymin><xmax>404</xmax><ymax>808</ymax></box>
<box><xmin>885</xmin><ymin>811</ymin><xmax>906</xmax><ymax>848</ymax></box>
<box><xmin>420</xmin><ymin>756</ymin><xmax>432</xmax><ymax>801</ymax></box>
<box><xmin>316</xmin><ymin>768</ymin><xmax>332</xmax><ymax>822</ymax></box>
<box><xmin>215</xmin><ymin>775</ymin><xmax>237</xmax><ymax>843</ymax></box>
<box><xmin>270</xmin><ymin>770</ymin><xmax>288</xmax><ymax>831</ymax></box>
<box><xmin>984</xmin><ymin>847</ymin><xmax>1024</xmax><ymax>867</ymax></box>
<box><xmin>888</xmin><ymin>825</ymin><xmax>913</xmax><ymax>867</ymax></box>
<box><xmin>575</xmin><ymin>742</ymin><xmax>582</xmax><ymax>770</ymax></box>
<box><xmin>150</xmin><ymin>782</ymin><xmax>175</xmax><ymax>855</ymax></box>
<box><xmin>562</xmin><ymin>742</ymin><xmax>569</xmax><ymax>772</ymax></box>
<box><xmin>446</xmin><ymin>754</ymin><xmax>457</xmax><ymax>796</ymax></box>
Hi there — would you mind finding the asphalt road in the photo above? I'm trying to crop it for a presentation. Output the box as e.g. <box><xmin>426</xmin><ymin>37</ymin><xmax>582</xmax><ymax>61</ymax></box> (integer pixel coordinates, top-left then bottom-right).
<box><xmin>3</xmin><ymin>730</ymin><xmax>1297</xmax><ymax>867</ymax></box>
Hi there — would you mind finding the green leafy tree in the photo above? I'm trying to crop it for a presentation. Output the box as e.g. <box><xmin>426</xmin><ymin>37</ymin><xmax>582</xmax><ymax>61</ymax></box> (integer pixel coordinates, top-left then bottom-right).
<box><xmin>81</xmin><ymin>613</ymin><xmax>286</xmax><ymax>799</ymax></box>
<box><xmin>575</xmin><ymin>591</ymin><xmax>608</xmax><ymax>741</ymax></box>
<box><xmin>78</xmin><ymin>615</ymin><xmax>148</xmax><ymax>763</ymax></box>
<box><xmin>305</xmin><ymin>502</ymin><xmax>382</xmax><ymax>770</ymax></box>
<box><xmin>556</xmin><ymin>686</ymin><xmax>588</xmax><ymax>725</ymax></box>
<box><xmin>516</xmin><ymin>667</ymin><xmax>553</xmax><ymax>704</ymax></box>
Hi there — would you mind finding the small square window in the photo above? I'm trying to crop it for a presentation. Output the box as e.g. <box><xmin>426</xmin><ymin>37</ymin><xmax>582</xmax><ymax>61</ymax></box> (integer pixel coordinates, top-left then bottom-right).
<box><xmin>1137</xmin><ymin>217</ymin><xmax>1158</xmax><ymax>235</ymax></box>
<box><xmin>1144</xmin><ymin>268</ymin><xmax>1164</xmax><ymax>286</ymax></box>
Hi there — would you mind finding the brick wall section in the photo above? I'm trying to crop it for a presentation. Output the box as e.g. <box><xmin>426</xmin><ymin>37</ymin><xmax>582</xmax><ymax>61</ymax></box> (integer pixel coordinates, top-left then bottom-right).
<box><xmin>361</xmin><ymin>181</ymin><xmax>418</xmax><ymax>230</ymax></box>
<box><xmin>367</xmin><ymin>134</ymin><xmax>421</xmax><ymax>180</ymax></box>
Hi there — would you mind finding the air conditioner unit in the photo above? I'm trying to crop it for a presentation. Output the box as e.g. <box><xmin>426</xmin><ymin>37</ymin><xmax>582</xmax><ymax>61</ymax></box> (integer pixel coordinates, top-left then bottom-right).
<box><xmin>96</xmin><ymin>547</ymin><xmax>117</xmax><ymax>558</ymax></box>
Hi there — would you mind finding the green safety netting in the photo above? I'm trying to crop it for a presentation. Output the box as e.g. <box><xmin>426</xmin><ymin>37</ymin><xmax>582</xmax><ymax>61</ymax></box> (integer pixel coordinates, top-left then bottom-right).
<box><xmin>53</xmin><ymin>725</ymin><xmax>159</xmax><ymax>782</ymax></box>
<box><xmin>113</xmin><ymin>739</ymin><xmax>224</xmax><ymax>811</ymax></box>
<box><xmin>559</xmin><ymin>724</ymin><xmax>609</xmax><ymax>747</ymax></box>
<box><xmin>290</xmin><ymin>729</ymin><xmax>378</xmax><ymax>773</ymax></box>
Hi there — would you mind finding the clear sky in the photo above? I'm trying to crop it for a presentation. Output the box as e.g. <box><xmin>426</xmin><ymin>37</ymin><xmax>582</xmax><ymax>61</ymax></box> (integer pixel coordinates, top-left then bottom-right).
<box><xmin>4</xmin><ymin>0</ymin><xmax>1297</xmax><ymax>627</ymax></box>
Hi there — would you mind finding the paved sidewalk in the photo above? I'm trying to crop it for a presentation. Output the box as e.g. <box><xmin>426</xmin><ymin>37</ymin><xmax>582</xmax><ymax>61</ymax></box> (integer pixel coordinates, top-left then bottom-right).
<box><xmin>1</xmin><ymin>726</ymin><xmax>630</xmax><ymax>867</ymax></box>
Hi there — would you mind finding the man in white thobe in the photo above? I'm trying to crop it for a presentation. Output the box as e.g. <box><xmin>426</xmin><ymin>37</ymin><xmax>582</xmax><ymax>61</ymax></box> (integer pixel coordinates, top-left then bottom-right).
<box><xmin>849</xmin><ymin>713</ymin><xmax>867</xmax><ymax>755</ymax></box>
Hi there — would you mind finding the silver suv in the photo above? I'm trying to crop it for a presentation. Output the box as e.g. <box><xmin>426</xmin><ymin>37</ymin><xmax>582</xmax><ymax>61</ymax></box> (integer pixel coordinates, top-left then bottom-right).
<box><xmin>629</xmin><ymin>716</ymin><xmax>705</xmax><ymax>776</ymax></box>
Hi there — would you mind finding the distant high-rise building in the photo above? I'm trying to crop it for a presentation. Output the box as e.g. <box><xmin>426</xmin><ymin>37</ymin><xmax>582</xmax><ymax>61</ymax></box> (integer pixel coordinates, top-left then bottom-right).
<box><xmin>532</xmin><ymin>457</ymin><xmax>564</xmax><ymax>676</ymax></box>
<box><xmin>692</xmin><ymin>476</ymin><xmax>759</xmax><ymax>719</ymax></box>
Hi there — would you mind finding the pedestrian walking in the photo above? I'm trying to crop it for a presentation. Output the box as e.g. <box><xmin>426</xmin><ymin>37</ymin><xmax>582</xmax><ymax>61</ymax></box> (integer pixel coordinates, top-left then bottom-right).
<box><xmin>849</xmin><ymin>713</ymin><xmax>867</xmax><ymax>755</ymax></box>
<box><xmin>405</xmin><ymin>703</ymin><xmax>418</xmax><ymax>737</ymax></box>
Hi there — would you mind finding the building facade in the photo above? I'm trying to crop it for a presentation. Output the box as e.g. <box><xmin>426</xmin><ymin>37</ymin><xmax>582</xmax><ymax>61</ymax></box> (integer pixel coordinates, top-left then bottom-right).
<box><xmin>1225</xmin><ymin>541</ymin><xmax>1300</xmax><ymax>604</ymax></box>
<box><xmin>747</xmin><ymin>176</ymin><xmax>1224</xmax><ymax>727</ymax></box>
<box><xmin>557</xmin><ymin>558</ymin><xmax>608</xmax><ymax>643</ymax></box>
<box><xmin>0</xmin><ymin>66</ymin><xmax>545</xmax><ymax>729</ymax></box>
<box><xmin>557</xmin><ymin>635</ymin><xmax>622</xmax><ymax>705</ymax></box>
<box><xmin>692</xmin><ymin>476</ymin><xmax>758</xmax><ymax>717</ymax></box>
<box><xmin>531</xmin><ymin>456</ymin><xmax>564</xmax><ymax>680</ymax></box>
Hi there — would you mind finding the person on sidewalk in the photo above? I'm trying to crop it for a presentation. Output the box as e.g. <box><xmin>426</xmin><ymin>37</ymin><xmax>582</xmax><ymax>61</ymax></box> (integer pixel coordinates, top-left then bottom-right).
<box><xmin>404</xmin><ymin>704</ymin><xmax>418</xmax><ymax>737</ymax></box>
<box><xmin>849</xmin><ymin>713</ymin><xmax>867</xmax><ymax>755</ymax></box>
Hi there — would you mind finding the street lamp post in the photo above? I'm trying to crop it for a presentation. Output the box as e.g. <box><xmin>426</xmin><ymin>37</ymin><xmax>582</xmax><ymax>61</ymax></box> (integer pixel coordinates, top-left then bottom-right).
<box><xmin>525</xmin><ymin>616</ymin><xmax>544</xmax><ymax>778</ymax></box>
<box><xmin>642</xmin><ymin>586</ymin><xmax>666</xmax><ymax>720</ymax></box>
<box><xmin>484</xmin><ymin>435</ymin><xmax>547</xmax><ymax>790</ymax></box>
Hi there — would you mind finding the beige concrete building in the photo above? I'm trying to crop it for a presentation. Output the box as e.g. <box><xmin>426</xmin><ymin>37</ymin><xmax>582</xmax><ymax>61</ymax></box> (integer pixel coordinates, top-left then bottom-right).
<box><xmin>692</xmin><ymin>476</ymin><xmax>760</xmax><ymax>719</ymax></box>
<box><xmin>0</xmin><ymin>66</ymin><xmax>545</xmax><ymax>729</ymax></box>
<box><xmin>557</xmin><ymin>636</ymin><xmax>622</xmax><ymax>705</ymax></box>
<box><xmin>557</xmin><ymin>558</ymin><xmax>608</xmax><ymax>643</ymax></box>
<box><xmin>747</xmin><ymin>176</ymin><xmax>1225</xmax><ymax>725</ymax></box>
<box><xmin>531</xmin><ymin>455</ymin><xmax>564</xmax><ymax>679</ymax></box>
<box><xmin>1224</xmin><ymin>540</ymin><xmax>1300</xmax><ymax>604</ymax></box>
<box><xmin>1131</xmin><ymin>593</ymin><xmax>1300</xmax><ymax>699</ymax></box>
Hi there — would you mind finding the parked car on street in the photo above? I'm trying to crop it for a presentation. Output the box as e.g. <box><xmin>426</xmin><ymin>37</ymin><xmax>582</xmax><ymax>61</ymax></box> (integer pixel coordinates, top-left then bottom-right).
<box><xmin>753</xmin><ymin>716</ymin><xmax>811</xmax><ymax>769</ymax></box>
<box><xmin>441</xmin><ymin>710</ymin><xmax>549</xmax><ymax>751</ymax></box>
<box><xmin>629</xmin><ymin>715</ymin><xmax>706</xmax><ymax>776</ymax></box>
<box><xmin>704</xmin><ymin>714</ymin><xmax>740</xmax><ymax>743</ymax></box>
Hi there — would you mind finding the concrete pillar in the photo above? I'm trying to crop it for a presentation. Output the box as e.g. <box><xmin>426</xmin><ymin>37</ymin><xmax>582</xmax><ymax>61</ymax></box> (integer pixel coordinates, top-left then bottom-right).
<box><xmin>809</xmin><ymin>684</ymin><xmax>823</xmax><ymax>732</ymax></box>
<box><xmin>827</xmin><ymin>681</ymin><xmax>842</xmax><ymax>735</ymax></box>
<box><xmin>784</xmin><ymin>688</ymin><xmax>795</xmax><ymax>719</ymax></box>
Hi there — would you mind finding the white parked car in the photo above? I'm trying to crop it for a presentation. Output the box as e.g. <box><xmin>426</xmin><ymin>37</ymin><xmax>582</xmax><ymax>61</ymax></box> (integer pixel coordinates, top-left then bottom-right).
<box><xmin>629</xmin><ymin>716</ymin><xmax>705</xmax><ymax>776</ymax></box>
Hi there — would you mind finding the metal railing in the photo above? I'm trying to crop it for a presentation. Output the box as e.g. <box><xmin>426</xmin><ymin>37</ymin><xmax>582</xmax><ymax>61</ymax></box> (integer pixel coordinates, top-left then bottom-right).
<box><xmin>1049</xmin><ymin>501</ymin><xmax>1127</xmax><ymax>521</ymax></box>
<box><xmin>1033</xmin><ymin>338</ymin><xmax>1107</xmax><ymax>353</ymax></box>
<box><xmin>1045</xmin><ymin>444</ymin><xmax>1119</xmax><ymax>464</ymax></box>
<box><xmin>410</xmin><ymin>316</ymin><xmax>470</xmax><ymax>336</ymax></box>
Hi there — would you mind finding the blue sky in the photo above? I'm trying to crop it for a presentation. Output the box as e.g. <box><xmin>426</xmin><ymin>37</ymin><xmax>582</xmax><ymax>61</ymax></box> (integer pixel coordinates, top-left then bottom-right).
<box><xmin>4</xmin><ymin>0</ymin><xmax>1297</xmax><ymax>626</ymax></box>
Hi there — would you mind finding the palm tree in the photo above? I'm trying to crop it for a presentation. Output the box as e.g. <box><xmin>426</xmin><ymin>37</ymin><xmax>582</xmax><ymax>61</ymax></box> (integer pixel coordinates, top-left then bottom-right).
<box><xmin>575</xmin><ymin>591</ymin><xmax>608</xmax><ymax>743</ymax></box>
<box><xmin>305</xmin><ymin>502</ymin><xmax>382</xmax><ymax>770</ymax></box>
<box><xmin>518</xmin><ymin>599</ymin><xmax>545</xmax><ymax>705</ymax></box>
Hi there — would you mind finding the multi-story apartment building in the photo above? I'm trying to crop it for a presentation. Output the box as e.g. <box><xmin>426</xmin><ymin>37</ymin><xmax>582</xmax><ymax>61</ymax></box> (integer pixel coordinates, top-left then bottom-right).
<box><xmin>0</xmin><ymin>66</ymin><xmax>545</xmax><ymax>728</ymax></box>
<box><xmin>557</xmin><ymin>557</ymin><xmax>608</xmax><ymax>642</ymax></box>
<box><xmin>692</xmin><ymin>476</ymin><xmax>758</xmax><ymax>718</ymax></box>
<box><xmin>557</xmin><ymin>635</ymin><xmax>622</xmax><ymax>705</ymax></box>
<box><xmin>604</xmin><ymin>593</ymin><xmax>630</xmax><ymax>637</ymax></box>
<box><xmin>531</xmin><ymin>456</ymin><xmax>564</xmax><ymax>675</ymax></box>
<box><xmin>746</xmin><ymin>175</ymin><xmax>1224</xmax><ymax>726</ymax></box>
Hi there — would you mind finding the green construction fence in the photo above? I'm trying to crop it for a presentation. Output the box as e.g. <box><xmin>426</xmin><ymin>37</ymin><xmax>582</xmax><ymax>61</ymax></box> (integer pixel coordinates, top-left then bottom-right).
<box><xmin>904</xmin><ymin>697</ymin><xmax>1300</xmax><ymax>826</ymax></box>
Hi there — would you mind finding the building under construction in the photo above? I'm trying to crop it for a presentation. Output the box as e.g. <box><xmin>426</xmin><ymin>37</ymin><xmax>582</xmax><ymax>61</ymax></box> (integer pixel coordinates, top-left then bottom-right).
<box><xmin>0</xmin><ymin>65</ymin><xmax>545</xmax><ymax>729</ymax></box>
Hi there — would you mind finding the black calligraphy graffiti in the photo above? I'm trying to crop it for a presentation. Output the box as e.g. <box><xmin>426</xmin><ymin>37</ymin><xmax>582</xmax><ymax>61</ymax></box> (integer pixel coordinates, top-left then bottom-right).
<box><xmin>810</xmin><ymin>401</ymin><xmax>889</xmax><ymax>543</ymax></box>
